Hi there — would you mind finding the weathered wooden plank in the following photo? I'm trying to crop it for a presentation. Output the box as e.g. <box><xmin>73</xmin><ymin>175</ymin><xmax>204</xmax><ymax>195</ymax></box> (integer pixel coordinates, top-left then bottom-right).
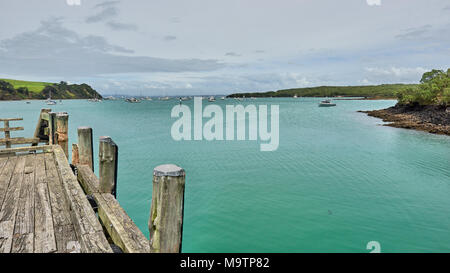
<box><xmin>44</xmin><ymin>153</ymin><xmax>72</xmax><ymax>227</ymax></box>
<box><xmin>0</xmin><ymin>157</ymin><xmax>18</xmax><ymax>208</ymax></box>
<box><xmin>0</xmin><ymin>118</ymin><xmax>23</xmax><ymax>122</ymax></box>
<box><xmin>77</xmin><ymin>165</ymin><xmax>100</xmax><ymax>195</ymax></box>
<box><xmin>77</xmin><ymin>165</ymin><xmax>149</xmax><ymax>253</ymax></box>
<box><xmin>34</xmin><ymin>153</ymin><xmax>57</xmax><ymax>253</ymax></box>
<box><xmin>0</xmin><ymin>127</ymin><xmax>24</xmax><ymax>132</ymax></box>
<box><xmin>0</xmin><ymin>137</ymin><xmax>40</xmax><ymax>145</ymax></box>
<box><xmin>0</xmin><ymin>145</ymin><xmax>53</xmax><ymax>155</ymax></box>
<box><xmin>0</xmin><ymin>157</ymin><xmax>8</xmax><ymax>175</ymax></box>
<box><xmin>11</xmin><ymin>154</ymin><xmax>36</xmax><ymax>253</ymax></box>
<box><xmin>54</xmin><ymin>225</ymin><xmax>81</xmax><ymax>253</ymax></box>
<box><xmin>52</xmin><ymin>146</ymin><xmax>112</xmax><ymax>253</ymax></box>
<box><xmin>80</xmin><ymin>231</ymin><xmax>114</xmax><ymax>253</ymax></box>
<box><xmin>99</xmin><ymin>193</ymin><xmax>150</xmax><ymax>253</ymax></box>
<box><xmin>0</xmin><ymin>156</ymin><xmax>26</xmax><ymax>253</ymax></box>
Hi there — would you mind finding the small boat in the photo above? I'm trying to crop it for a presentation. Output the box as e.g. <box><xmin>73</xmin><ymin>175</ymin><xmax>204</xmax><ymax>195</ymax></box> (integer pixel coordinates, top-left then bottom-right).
<box><xmin>319</xmin><ymin>99</ymin><xmax>336</xmax><ymax>107</ymax></box>
<box><xmin>181</xmin><ymin>97</ymin><xmax>191</xmax><ymax>101</ymax></box>
<box><xmin>221</xmin><ymin>97</ymin><xmax>226</xmax><ymax>100</ymax></box>
<box><xmin>293</xmin><ymin>94</ymin><xmax>298</xmax><ymax>98</ymax></box>
<box><xmin>145</xmin><ymin>97</ymin><xmax>153</xmax><ymax>101</ymax></box>
<box><xmin>46</xmin><ymin>90</ymin><xmax>57</xmax><ymax>105</ymax></box>
<box><xmin>26</xmin><ymin>101</ymin><xmax>31</xmax><ymax>104</ymax></box>
<box><xmin>208</xmin><ymin>96</ymin><xmax>216</xmax><ymax>102</ymax></box>
<box><xmin>159</xmin><ymin>96</ymin><xmax>170</xmax><ymax>101</ymax></box>
<box><xmin>103</xmin><ymin>96</ymin><xmax>116</xmax><ymax>100</ymax></box>
<box><xmin>125</xmin><ymin>97</ymin><xmax>141</xmax><ymax>103</ymax></box>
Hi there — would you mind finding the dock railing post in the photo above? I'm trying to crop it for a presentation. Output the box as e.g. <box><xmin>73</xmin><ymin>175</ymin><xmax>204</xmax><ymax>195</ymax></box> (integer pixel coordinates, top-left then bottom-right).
<box><xmin>99</xmin><ymin>136</ymin><xmax>118</xmax><ymax>197</ymax></box>
<box><xmin>55</xmin><ymin>112</ymin><xmax>69</xmax><ymax>158</ymax></box>
<box><xmin>149</xmin><ymin>164</ymin><xmax>186</xmax><ymax>253</ymax></box>
<box><xmin>77</xmin><ymin>127</ymin><xmax>94</xmax><ymax>171</ymax></box>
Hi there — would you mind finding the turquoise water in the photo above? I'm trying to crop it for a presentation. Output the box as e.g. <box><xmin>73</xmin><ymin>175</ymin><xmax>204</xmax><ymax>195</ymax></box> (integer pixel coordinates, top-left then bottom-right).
<box><xmin>1</xmin><ymin>98</ymin><xmax>449</xmax><ymax>253</ymax></box>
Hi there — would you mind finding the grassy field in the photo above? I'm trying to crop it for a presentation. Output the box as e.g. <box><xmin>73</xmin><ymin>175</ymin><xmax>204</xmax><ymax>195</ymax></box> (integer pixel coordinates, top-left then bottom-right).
<box><xmin>0</xmin><ymin>79</ymin><xmax>53</xmax><ymax>93</ymax></box>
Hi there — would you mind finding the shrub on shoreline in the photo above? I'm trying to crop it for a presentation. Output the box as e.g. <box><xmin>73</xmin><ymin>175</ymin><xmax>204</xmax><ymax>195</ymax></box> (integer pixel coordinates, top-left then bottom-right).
<box><xmin>397</xmin><ymin>69</ymin><xmax>450</xmax><ymax>106</ymax></box>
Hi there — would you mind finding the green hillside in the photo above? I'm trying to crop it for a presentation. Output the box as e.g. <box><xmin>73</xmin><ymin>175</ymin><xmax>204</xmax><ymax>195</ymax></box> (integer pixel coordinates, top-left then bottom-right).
<box><xmin>227</xmin><ymin>84</ymin><xmax>418</xmax><ymax>99</ymax></box>
<box><xmin>0</xmin><ymin>79</ymin><xmax>102</xmax><ymax>100</ymax></box>
<box><xmin>0</xmin><ymin>79</ymin><xmax>53</xmax><ymax>93</ymax></box>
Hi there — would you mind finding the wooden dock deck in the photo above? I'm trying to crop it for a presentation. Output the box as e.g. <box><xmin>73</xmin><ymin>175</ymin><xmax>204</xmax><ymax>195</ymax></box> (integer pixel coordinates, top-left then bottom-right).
<box><xmin>0</xmin><ymin>146</ymin><xmax>111</xmax><ymax>253</ymax></box>
<box><xmin>0</xmin><ymin>109</ymin><xmax>186</xmax><ymax>253</ymax></box>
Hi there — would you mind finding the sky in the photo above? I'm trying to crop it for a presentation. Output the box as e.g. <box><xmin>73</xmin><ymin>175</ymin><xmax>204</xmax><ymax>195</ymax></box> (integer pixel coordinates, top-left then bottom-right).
<box><xmin>0</xmin><ymin>0</ymin><xmax>449</xmax><ymax>96</ymax></box>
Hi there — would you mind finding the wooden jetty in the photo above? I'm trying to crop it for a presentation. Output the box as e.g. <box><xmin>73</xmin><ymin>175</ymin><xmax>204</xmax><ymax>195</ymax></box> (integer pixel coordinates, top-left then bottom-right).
<box><xmin>0</xmin><ymin>109</ymin><xmax>186</xmax><ymax>253</ymax></box>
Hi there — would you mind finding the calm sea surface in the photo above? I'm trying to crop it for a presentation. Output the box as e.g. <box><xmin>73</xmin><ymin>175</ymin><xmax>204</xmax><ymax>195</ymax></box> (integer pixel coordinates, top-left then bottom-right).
<box><xmin>1</xmin><ymin>98</ymin><xmax>449</xmax><ymax>253</ymax></box>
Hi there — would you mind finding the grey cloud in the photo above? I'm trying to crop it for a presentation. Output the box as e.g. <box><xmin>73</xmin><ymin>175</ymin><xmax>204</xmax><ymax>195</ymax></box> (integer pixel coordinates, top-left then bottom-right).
<box><xmin>95</xmin><ymin>1</ymin><xmax>121</xmax><ymax>8</ymax></box>
<box><xmin>169</xmin><ymin>17</ymin><xmax>181</xmax><ymax>23</ymax></box>
<box><xmin>86</xmin><ymin>7</ymin><xmax>118</xmax><ymax>23</ymax></box>
<box><xmin>163</xmin><ymin>35</ymin><xmax>177</xmax><ymax>41</ymax></box>
<box><xmin>225</xmin><ymin>52</ymin><xmax>241</xmax><ymax>57</ymax></box>
<box><xmin>106</xmin><ymin>21</ymin><xmax>138</xmax><ymax>31</ymax></box>
<box><xmin>395</xmin><ymin>25</ymin><xmax>432</xmax><ymax>40</ymax></box>
<box><xmin>86</xmin><ymin>0</ymin><xmax>137</xmax><ymax>31</ymax></box>
<box><xmin>0</xmin><ymin>18</ymin><xmax>224</xmax><ymax>77</ymax></box>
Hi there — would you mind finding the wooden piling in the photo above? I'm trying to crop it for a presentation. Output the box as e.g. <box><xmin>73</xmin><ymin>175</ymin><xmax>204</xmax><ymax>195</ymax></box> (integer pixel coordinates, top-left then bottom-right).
<box><xmin>72</xmin><ymin>144</ymin><xmax>79</xmax><ymax>165</ymax></box>
<box><xmin>99</xmin><ymin>137</ymin><xmax>118</xmax><ymax>197</ymax></box>
<box><xmin>55</xmin><ymin>113</ymin><xmax>69</xmax><ymax>158</ymax></box>
<box><xmin>4</xmin><ymin>121</ymin><xmax>11</xmax><ymax>148</ymax></box>
<box><xmin>149</xmin><ymin>164</ymin><xmax>186</xmax><ymax>253</ymax></box>
<box><xmin>77</xmin><ymin>127</ymin><xmax>94</xmax><ymax>171</ymax></box>
<box><xmin>32</xmin><ymin>109</ymin><xmax>51</xmax><ymax>146</ymax></box>
<box><xmin>48</xmin><ymin>112</ymin><xmax>57</xmax><ymax>145</ymax></box>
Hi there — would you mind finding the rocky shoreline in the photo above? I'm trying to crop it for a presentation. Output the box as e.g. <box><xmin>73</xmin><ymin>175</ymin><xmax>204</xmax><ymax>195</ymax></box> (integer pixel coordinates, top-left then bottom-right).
<box><xmin>360</xmin><ymin>104</ymin><xmax>450</xmax><ymax>136</ymax></box>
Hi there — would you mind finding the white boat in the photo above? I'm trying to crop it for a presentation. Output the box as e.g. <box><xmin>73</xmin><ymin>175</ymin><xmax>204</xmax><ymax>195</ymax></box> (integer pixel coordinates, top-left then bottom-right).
<box><xmin>221</xmin><ymin>96</ymin><xmax>226</xmax><ymax>100</ymax></box>
<box><xmin>145</xmin><ymin>97</ymin><xmax>153</xmax><ymax>101</ymax></box>
<box><xmin>104</xmin><ymin>96</ymin><xmax>117</xmax><ymax>100</ymax></box>
<box><xmin>159</xmin><ymin>96</ymin><xmax>170</xmax><ymax>101</ymax></box>
<box><xmin>46</xmin><ymin>90</ymin><xmax>57</xmax><ymax>105</ymax></box>
<box><xmin>125</xmin><ymin>97</ymin><xmax>141</xmax><ymax>103</ymax></box>
<box><xmin>208</xmin><ymin>96</ymin><xmax>216</xmax><ymax>102</ymax></box>
<box><xmin>293</xmin><ymin>94</ymin><xmax>298</xmax><ymax>98</ymax></box>
<box><xmin>319</xmin><ymin>99</ymin><xmax>336</xmax><ymax>107</ymax></box>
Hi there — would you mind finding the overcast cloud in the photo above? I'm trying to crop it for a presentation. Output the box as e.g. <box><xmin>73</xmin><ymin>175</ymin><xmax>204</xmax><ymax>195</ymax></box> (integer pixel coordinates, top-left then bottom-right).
<box><xmin>0</xmin><ymin>0</ymin><xmax>449</xmax><ymax>95</ymax></box>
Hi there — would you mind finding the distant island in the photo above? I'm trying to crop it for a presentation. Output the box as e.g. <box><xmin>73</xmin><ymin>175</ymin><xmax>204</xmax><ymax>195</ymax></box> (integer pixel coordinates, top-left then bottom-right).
<box><xmin>227</xmin><ymin>84</ymin><xmax>418</xmax><ymax>99</ymax></box>
<box><xmin>0</xmin><ymin>79</ymin><xmax>102</xmax><ymax>100</ymax></box>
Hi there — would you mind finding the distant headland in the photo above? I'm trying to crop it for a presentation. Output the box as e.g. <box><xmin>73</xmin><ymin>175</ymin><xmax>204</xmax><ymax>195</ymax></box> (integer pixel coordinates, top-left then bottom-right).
<box><xmin>0</xmin><ymin>79</ymin><xmax>102</xmax><ymax>100</ymax></box>
<box><xmin>227</xmin><ymin>84</ymin><xmax>418</xmax><ymax>99</ymax></box>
